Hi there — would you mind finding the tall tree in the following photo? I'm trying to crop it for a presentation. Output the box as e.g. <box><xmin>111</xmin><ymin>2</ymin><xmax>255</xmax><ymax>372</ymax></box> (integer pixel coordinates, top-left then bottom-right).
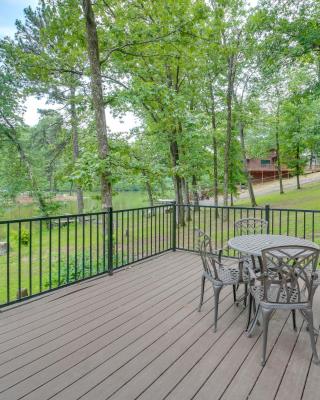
<box><xmin>82</xmin><ymin>0</ymin><xmax>112</xmax><ymax>209</ymax></box>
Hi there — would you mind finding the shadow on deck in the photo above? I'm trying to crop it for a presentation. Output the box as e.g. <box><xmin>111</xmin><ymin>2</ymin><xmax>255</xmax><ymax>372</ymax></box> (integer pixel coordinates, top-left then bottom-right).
<box><xmin>0</xmin><ymin>251</ymin><xmax>319</xmax><ymax>400</ymax></box>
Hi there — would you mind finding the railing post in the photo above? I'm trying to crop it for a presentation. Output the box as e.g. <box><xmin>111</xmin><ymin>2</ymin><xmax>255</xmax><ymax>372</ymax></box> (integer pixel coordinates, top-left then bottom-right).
<box><xmin>265</xmin><ymin>204</ymin><xmax>270</xmax><ymax>234</ymax></box>
<box><xmin>172</xmin><ymin>201</ymin><xmax>177</xmax><ymax>251</ymax></box>
<box><xmin>107</xmin><ymin>207</ymin><xmax>113</xmax><ymax>275</ymax></box>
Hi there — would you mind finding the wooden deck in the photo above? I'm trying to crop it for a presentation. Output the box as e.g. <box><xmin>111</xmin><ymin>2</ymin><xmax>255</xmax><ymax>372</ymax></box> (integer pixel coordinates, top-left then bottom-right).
<box><xmin>0</xmin><ymin>251</ymin><xmax>319</xmax><ymax>400</ymax></box>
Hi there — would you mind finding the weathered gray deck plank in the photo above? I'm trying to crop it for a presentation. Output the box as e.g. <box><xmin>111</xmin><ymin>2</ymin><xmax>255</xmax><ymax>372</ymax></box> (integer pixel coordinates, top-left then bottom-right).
<box><xmin>0</xmin><ymin>261</ymin><xmax>201</xmax><ymax>396</ymax></box>
<box><xmin>0</xmin><ymin>251</ymin><xmax>190</xmax><ymax>331</ymax></box>
<box><xmin>0</xmin><ymin>253</ymin><xmax>197</xmax><ymax>349</ymax></box>
<box><xmin>0</xmin><ymin>251</ymin><xmax>318</xmax><ymax>400</ymax></box>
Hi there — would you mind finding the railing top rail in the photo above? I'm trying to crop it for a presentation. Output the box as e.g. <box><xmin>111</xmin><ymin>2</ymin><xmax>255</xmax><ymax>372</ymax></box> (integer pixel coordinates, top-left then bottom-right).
<box><xmin>175</xmin><ymin>204</ymin><xmax>320</xmax><ymax>213</ymax></box>
<box><xmin>268</xmin><ymin>207</ymin><xmax>320</xmax><ymax>213</ymax></box>
<box><xmin>0</xmin><ymin>210</ymin><xmax>111</xmax><ymax>224</ymax></box>
<box><xmin>112</xmin><ymin>203</ymin><xmax>175</xmax><ymax>213</ymax></box>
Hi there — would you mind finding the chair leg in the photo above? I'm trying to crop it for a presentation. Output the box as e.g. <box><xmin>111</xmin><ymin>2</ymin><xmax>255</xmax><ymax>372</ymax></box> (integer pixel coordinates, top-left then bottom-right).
<box><xmin>198</xmin><ymin>275</ymin><xmax>205</xmax><ymax>312</ymax></box>
<box><xmin>244</xmin><ymin>283</ymin><xmax>248</xmax><ymax>307</ymax></box>
<box><xmin>302</xmin><ymin>309</ymin><xmax>320</xmax><ymax>365</ymax></box>
<box><xmin>246</xmin><ymin>293</ymin><xmax>253</xmax><ymax>331</ymax></box>
<box><xmin>233</xmin><ymin>285</ymin><xmax>237</xmax><ymax>304</ymax></box>
<box><xmin>261</xmin><ymin>308</ymin><xmax>272</xmax><ymax>367</ymax></box>
<box><xmin>291</xmin><ymin>310</ymin><xmax>297</xmax><ymax>331</ymax></box>
<box><xmin>247</xmin><ymin>304</ymin><xmax>261</xmax><ymax>338</ymax></box>
<box><xmin>213</xmin><ymin>285</ymin><xmax>222</xmax><ymax>332</ymax></box>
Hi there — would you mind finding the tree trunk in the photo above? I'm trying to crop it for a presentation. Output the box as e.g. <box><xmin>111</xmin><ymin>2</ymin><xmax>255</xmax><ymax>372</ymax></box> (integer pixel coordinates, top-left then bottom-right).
<box><xmin>223</xmin><ymin>56</ymin><xmax>235</xmax><ymax>206</ymax></box>
<box><xmin>275</xmin><ymin>101</ymin><xmax>284</xmax><ymax>194</ymax></box>
<box><xmin>182</xmin><ymin>178</ymin><xmax>191</xmax><ymax>221</ymax></box>
<box><xmin>82</xmin><ymin>0</ymin><xmax>112</xmax><ymax>209</ymax></box>
<box><xmin>170</xmin><ymin>139</ymin><xmax>184</xmax><ymax>225</ymax></box>
<box><xmin>209</xmin><ymin>83</ymin><xmax>219</xmax><ymax>207</ymax></box>
<box><xmin>70</xmin><ymin>87</ymin><xmax>84</xmax><ymax>214</ymax></box>
<box><xmin>309</xmin><ymin>151</ymin><xmax>313</xmax><ymax>169</ymax></box>
<box><xmin>239</xmin><ymin>123</ymin><xmax>257</xmax><ymax>207</ymax></box>
<box><xmin>191</xmin><ymin>175</ymin><xmax>200</xmax><ymax>209</ymax></box>
<box><xmin>142</xmin><ymin>171</ymin><xmax>154</xmax><ymax>207</ymax></box>
<box><xmin>296</xmin><ymin>143</ymin><xmax>301</xmax><ymax>189</ymax></box>
<box><xmin>0</xmin><ymin>110</ymin><xmax>48</xmax><ymax>215</ymax></box>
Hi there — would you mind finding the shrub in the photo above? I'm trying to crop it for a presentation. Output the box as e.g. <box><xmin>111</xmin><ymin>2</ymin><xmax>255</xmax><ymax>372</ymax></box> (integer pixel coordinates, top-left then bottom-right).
<box><xmin>13</xmin><ymin>228</ymin><xmax>30</xmax><ymax>246</ymax></box>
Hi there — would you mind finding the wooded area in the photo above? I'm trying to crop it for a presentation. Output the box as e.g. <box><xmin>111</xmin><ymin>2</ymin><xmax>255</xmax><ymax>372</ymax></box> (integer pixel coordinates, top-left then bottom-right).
<box><xmin>0</xmin><ymin>0</ymin><xmax>320</xmax><ymax>224</ymax></box>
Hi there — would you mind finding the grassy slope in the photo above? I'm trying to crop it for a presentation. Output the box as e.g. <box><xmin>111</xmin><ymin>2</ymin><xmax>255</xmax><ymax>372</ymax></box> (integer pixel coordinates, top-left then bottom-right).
<box><xmin>236</xmin><ymin>181</ymin><xmax>320</xmax><ymax>210</ymax></box>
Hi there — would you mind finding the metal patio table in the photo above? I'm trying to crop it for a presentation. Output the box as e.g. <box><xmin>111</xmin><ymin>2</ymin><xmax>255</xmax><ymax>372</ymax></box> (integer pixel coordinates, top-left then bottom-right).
<box><xmin>228</xmin><ymin>234</ymin><xmax>320</xmax><ymax>331</ymax></box>
<box><xmin>228</xmin><ymin>234</ymin><xmax>320</xmax><ymax>259</ymax></box>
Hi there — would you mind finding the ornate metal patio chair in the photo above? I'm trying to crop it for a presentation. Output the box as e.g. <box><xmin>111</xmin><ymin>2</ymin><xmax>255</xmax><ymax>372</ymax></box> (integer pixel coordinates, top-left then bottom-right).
<box><xmin>196</xmin><ymin>229</ymin><xmax>250</xmax><ymax>332</ymax></box>
<box><xmin>232</xmin><ymin>218</ymin><xmax>268</xmax><ymax>304</ymax></box>
<box><xmin>246</xmin><ymin>245</ymin><xmax>320</xmax><ymax>366</ymax></box>
<box><xmin>235</xmin><ymin>218</ymin><xmax>268</xmax><ymax>236</ymax></box>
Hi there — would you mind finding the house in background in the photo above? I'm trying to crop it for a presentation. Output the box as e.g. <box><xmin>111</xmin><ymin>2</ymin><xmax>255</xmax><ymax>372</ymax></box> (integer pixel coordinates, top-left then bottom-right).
<box><xmin>246</xmin><ymin>150</ymin><xmax>291</xmax><ymax>183</ymax></box>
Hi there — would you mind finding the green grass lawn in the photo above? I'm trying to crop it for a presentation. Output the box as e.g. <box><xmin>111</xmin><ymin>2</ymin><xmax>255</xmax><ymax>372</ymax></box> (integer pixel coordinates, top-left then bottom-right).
<box><xmin>236</xmin><ymin>181</ymin><xmax>320</xmax><ymax>210</ymax></box>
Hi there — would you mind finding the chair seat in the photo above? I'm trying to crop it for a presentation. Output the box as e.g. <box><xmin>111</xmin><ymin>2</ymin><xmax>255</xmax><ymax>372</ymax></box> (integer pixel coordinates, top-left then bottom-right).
<box><xmin>215</xmin><ymin>260</ymin><xmax>250</xmax><ymax>285</ymax></box>
<box><xmin>251</xmin><ymin>285</ymin><xmax>308</xmax><ymax>306</ymax></box>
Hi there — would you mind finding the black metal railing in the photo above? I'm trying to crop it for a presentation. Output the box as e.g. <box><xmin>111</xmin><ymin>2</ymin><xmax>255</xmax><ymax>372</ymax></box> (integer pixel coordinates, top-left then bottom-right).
<box><xmin>0</xmin><ymin>204</ymin><xmax>173</xmax><ymax>307</ymax></box>
<box><xmin>1</xmin><ymin>202</ymin><xmax>319</xmax><ymax>307</ymax></box>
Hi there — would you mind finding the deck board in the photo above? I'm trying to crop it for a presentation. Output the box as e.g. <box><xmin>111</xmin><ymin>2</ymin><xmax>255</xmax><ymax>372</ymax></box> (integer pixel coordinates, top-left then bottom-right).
<box><xmin>0</xmin><ymin>251</ymin><xmax>319</xmax><ymax>400</ymax></box>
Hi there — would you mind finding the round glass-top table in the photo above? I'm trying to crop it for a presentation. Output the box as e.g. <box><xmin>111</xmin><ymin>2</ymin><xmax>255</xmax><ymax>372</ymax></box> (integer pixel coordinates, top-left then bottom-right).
<box><xmin>228</xmin><ymin>234</ymin><xmax>319</xmax><ymax>257</ymax></box>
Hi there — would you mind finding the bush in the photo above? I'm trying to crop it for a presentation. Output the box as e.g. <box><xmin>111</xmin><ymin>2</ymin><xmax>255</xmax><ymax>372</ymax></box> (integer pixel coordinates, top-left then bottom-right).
<box><xmin>13</xmin><ymin>228</ymin><xmax>30</xmax><ymax>246</ymax></box>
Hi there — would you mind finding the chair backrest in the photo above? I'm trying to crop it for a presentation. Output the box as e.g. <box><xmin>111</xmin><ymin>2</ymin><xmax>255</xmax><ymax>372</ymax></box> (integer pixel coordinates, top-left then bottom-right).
<box><xmin>195</xmin><ymin>229</ymin><xmax>219</xmax><ymax>279</ymax></box>
<box><xmin>261</xmin><ymin>245</ymin><xmax>319</xmax><ymax>304</ymax></box>
<box><xmin>235</xmin><ymin>218</ymin><xmax>268</xmax><ymax>236</ymax></box>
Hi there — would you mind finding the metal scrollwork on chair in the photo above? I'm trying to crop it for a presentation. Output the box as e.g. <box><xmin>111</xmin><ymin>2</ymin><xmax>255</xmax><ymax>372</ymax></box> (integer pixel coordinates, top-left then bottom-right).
<box><xmin>247</xmin><ymin>245</ymin><xmax>320</xmax><ymax>366</ymax></box>
<box><xmin>235</xmin><ymin>218</ymin><xmax>268</xmax><ymax>236</ymax></box>
<box><xmin>196</xmin><ymin>229</ymin><xmax>250</xmax><ymax>332</ymax></box>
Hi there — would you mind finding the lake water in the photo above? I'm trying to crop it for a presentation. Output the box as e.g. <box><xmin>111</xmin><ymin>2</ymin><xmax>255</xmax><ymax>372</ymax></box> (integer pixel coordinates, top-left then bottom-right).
<box><xmin>2</xmin><ymin>191</ymin><xmax>152</xmax><ymax>220</ymax></box>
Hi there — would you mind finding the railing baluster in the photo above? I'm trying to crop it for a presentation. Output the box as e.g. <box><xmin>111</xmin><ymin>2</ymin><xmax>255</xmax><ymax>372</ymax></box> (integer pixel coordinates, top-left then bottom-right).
<box><xmin>39</xmin><ymin>220</ymin><xmax>42</xmax><ymax>292</ymax></box>
<box><xmin>29</xmin><ymin>221</ymin><xmax>32</xmax><ymax>296</ymax></box>
<box><xmin>156</xmin><ymin>207</ymin><xmax>158</xmax><ymax>254</ymax></box>
<box><xmin>150</xmin><ymin>208</ymin><xmax>153</xmax><ymax>255</ymax></box>
<box><xmin>115</xmin><ymin>212</ymin><xmax>118</xmax><ymax>268</ymax></box>
<box><xmin>82</xmin><ymin>215</ymin><xmax>85</xmax><ymax>278</ymax></box>
<box><xmin>75</xmin><ymin>216</ymin><xmax>78</xmax><ymax>281</ymax></box>
<box><xmin>121</xmin><ymin>211</ymin><xmax>124</xmax><ymax>265</ymax></box>
<box><xmin>66</xmin><ymin>217</ymin><xmax>69</xmax><ymax>282</ymax></box>
<box><xmin>192</xmin><ymin>206</ymin><xmax>195</xmax><ymax>251</ymax></box>
<box><xmin>102</xmin><ymin>213</ymin><xmax>107</xmax><ymax>272</ymax></box>
<box><xmin>312</xmin><ymin>212</ymin><xmax>315</xmax><ymax>241</ymax></box>
<box><xmin>132</xmin><ymin>209</ymin><xmax>135</xmax><ymax>262</ymax></box>
<box><xmin>221</xmin><ymin>208</ymin><xmax>224</xmax><ymax>249</ymax></box>
<box><xmin>209</xmin><ymin>207</ymin><xmax>212</xmax><ymax>240</ymax></box>
<box><xmin>215</xmin><ymin>206</ymin><xmax>218</xmax><ymax>249</ymax></box>
<box><xmin>58</xmin><ymin>218</ymin><xmax>61</xmax><ymax>285</ymax></box>
<box><xmin>137</xmin><ymin>210</ymin><xmax>140</xmax><ymax>260</ymax></box>
<box><xmin>96</xmin><ymin>214</ymin><xmax>99</xmax><ymax>274</ymax></box>
<box><xmin>6</xmin><ymin>223</ymin><xmax>10</xmax><ymax>303</ymax></box>
<box><xmin>141</xmin><ymin>209</ymin><xmax>144</xmax><ymax>258</ymax></box>
<box><xmin>279</xmin><ymin>210</ymin><xmax>282</xmax><ymax>234</ymax></box>
<box><xmin>146</xmin><ymin>209</ymin><xmax>149</xmax><ymax>255</ymax></box>
<box><xmin>18</xmin><ymin>222</ymin><xmax>21</xmax><ymax>299</ymax></box>
<box><xmin>158</xmin><ymin>206</ymin><xmax>161</xmax><ymax>253</ymax></box>
<box><xmin>108</xmin><ymin>208</ymin><xmax>113</xmax><ymax>275</ymax></box>
<box><xmin>126</xmin><ymin>210</ymin><xmax>129</xmax><ymax>263</ymax></box>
